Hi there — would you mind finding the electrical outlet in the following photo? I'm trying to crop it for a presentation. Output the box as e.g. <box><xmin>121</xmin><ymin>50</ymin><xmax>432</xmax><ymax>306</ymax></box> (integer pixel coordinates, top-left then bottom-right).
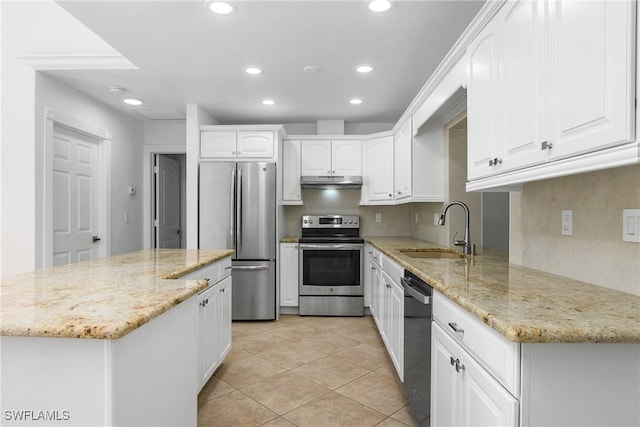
<box><xmin>622</xmin><ymin>209</ymin><xmax>640</xmax><ymax>243</ymax></box>
<box><xmin>415</xmin><ymin>213</ymin><xmax>419</xmax><ymax>224</ymax></box>
<box><xmin>124</xmin><ymin>211</ymin><xmax>129</xmax><ymax>224</ymax></box>
<box><xmin>562</xmin><ymin>210</ymin><xmax>573</xmax><ymax>236</ymax></box>
<box><xmin>434</xmin><ymin>213</ymin><xmax>440</xmax><ymax>225</ymax></box>
<box><xmin>376</xmin><ymin>213</ymin><xmax>382</xmax><ymax>223</ymax></box>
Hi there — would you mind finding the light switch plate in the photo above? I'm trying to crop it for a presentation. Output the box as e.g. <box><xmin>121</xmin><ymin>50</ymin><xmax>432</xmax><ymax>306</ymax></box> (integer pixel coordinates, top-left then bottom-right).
<box><xmin>375</xmin><ymin>213</ymin><xmax>382</xmax><ymax>223</ymax></box>
<box><xmin>622</xmin><ymin>209</ymin><xmax>640</xmax><ymax>243</ymax></box>
<box><xmin>562</xmin><ymin>210</ymin><xmax>573</xmax><ymax>236</ymax></box>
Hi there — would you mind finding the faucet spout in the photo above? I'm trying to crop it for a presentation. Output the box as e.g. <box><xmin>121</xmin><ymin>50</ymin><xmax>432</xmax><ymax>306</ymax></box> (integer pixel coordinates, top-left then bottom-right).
<box><xmin>438</xmin><ymin>201</ymin><xmax>475</xmax><ymax>255</ymax></box>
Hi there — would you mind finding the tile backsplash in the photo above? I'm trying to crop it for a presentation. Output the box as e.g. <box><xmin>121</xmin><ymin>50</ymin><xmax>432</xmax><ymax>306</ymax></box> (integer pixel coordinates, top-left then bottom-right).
<box><xmin>511</xmin><ymin>164</ymin><xmax>640</xmax><ymax>296</ymax></box>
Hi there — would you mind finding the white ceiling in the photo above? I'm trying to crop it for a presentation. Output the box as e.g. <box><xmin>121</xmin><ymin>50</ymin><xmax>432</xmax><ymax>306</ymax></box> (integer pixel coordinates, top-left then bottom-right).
<box><xmin>51</xmin><ymin>0</ymin><xmax>484</xmax><ymax>124</ymax></box>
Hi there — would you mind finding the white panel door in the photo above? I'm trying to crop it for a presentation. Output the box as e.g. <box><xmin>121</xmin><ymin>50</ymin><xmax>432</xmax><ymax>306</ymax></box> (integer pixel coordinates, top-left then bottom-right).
<box><xmin>331</xmin><ymin>140</ymin><xmax>362</xmax><ymax>176</ymax></box>
<box><xmin>52</xmin><ymin>125</ymin><xmax>99</xmax><ymax>266</ymax></box>
<box><xmin>548</xmin><ymin>0</ymin><xmax>635</xmax><ymax>159</ymax></box>
<box><xmin>237</xmin><ymin>131</ymin><xmax>274</xmax><ymax>158</ymax></box>
<box><xmin>155</xmin><ymin>155</ymin><xmax>181</xmax><ymax>248</ymax></box>
<box><xmin>301</xmin><ymin>140</ymin><xmax>332</xmax><ymax>175</ymax></box>
<box><xmin>200</xmin><ymin>131</ymin><xmax>237</xmax><ymax>158</ymax></box>
<box><xmin>500</xmin><ymin>0</ymin><xmax>547</xmax><ymax>171</ymax></box>
<box><xmin>363</xmin><ymin>137</ymin><xmax>394</xmax><ymax>201</ymax></box>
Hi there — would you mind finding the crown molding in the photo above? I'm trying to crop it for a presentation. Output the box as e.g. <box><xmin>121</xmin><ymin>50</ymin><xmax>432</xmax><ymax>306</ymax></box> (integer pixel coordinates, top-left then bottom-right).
<box><xmin>18</xmin><ymin>54</ymin><xmax>137</xmax><ymax>70</ymax></box>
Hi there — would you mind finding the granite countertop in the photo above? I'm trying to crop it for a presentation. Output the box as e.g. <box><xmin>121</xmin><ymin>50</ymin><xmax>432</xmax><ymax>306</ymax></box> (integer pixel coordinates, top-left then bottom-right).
<box><xmin>366</xmin><ymin>237</ymin><xmax>640</xmax><ymax>344</ymax></box>
<box><xmin>0</xmin><ymin>249</ymin><xmax>234</xmax><ymax>340</ymax></box>
<box><xmin>280</xmin><ymin>236</ymin><xmax>300</xmax><ymax>243</ymax></box>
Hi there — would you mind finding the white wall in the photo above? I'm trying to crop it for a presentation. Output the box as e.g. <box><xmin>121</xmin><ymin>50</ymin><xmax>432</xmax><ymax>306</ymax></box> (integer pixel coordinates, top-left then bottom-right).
<box><xmin>35</xmin><ymin>73</ymin><xmax>145</xmax><ymax>260</ymax></box>
<box><xmin>1</xmin><ymin>1</ymin><xmax>123</xmax><ymax>276</ymax></box>
<box><xmin>144</xmin><ymin>121</ymin><xmax>186</xmax><ymax>146</ymax></box>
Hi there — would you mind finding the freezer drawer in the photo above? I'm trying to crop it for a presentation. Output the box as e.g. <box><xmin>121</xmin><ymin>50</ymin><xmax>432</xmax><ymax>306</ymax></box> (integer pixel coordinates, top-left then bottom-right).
<box><xmin>231</xmin><ymin>260</ymin><xmax>276</xmax><ymax>320</ymax></box>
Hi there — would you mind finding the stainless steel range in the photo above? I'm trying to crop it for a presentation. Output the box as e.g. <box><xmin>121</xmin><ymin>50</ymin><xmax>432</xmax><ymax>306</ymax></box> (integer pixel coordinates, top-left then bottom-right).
<box><xmin>298</xmin><ymin>215</ymin><xmax>364</xmax><ymax>316</ymax></box>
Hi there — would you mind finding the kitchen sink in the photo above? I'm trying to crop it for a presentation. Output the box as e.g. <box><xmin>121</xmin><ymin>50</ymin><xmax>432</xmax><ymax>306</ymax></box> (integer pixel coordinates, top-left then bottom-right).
<box><xmin>398</xmin><ymin>249</ymin><xmax>466</xmax><ymax>259</ymax></box>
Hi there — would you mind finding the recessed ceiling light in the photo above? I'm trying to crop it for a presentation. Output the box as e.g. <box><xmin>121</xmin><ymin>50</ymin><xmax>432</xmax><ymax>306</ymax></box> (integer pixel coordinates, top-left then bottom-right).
<box><xmin>208</xmin><ymin>1</ymin><xmax>235</xmax><ymax>15</ymax></box>
<box><xmin>123</xmin><ymin>97</ymin><xmax>143</xmax><ymax>106</ymax></box>
<box><xmin>355</xmin><ymin>64</ymin><xmax>373</xmax><ymax>73</ymax></box>
<box><xmin>367</xmin><ymin>0</ymin><xmax>392</xmax><ymax>12</ymax></box>
<box><xmin>262</xmin><ymin>99</ymin><xmax>275</xmax><ymax>105</ymax></box>
<box><xmin>303</xmin><ymin>65</ymin><xmax>320</xmax><ymax>73</ymax></box>
<box><xmin>350</xmin><ymin>99</ymin><xmax>363</xmax><ymax>105</ymax></box>
<box><xmin>244</xmin><ymin>66</ymin><xmax>262</xmax><ymax>75</ymax></box>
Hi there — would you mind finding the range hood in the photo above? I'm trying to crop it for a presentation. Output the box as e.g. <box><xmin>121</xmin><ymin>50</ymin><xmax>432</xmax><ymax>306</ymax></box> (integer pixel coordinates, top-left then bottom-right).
<box><xmin>300</xmin><ymin>175</ymin><xmax>363</xmax><ymax>189</ymax></box>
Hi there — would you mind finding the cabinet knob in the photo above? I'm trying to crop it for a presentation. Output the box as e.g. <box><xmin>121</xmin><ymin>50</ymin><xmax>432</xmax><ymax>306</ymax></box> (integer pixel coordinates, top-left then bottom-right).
<box><xmin>455</xmin><ymin>361</ymin><xmax>466</xmax><ymax>373</ymax></box>
<box><xmin>388</xmin><ymin>194</ymin><xmax>392</xmax><ymax>197</ymax></box>
<box><xmin>489</xmin><ymin>159</ymin><xmax>494</xmax><ymax>166</ymax></box>
<box><xmin>541</xmin><ymin>141</ymin><xmax>553</xmax><ymax>150</ymax></box>
<box><xmin>397</xmin><ymin>191</ymin><xmax>401</xmax><ymax>195</ymax></box>
<box><xmin>450</xmin><ymin>357</ymin><xmax>457</xmax><ymax>366</ymax></box>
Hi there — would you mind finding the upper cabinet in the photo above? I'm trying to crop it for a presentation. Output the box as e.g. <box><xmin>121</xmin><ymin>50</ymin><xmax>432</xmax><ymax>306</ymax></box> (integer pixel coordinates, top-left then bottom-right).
<box><xmin>467</xmin><ymin>0</ymin><xmax>636</xmax><ymax>189</ymax></box>
<box><xmin>394</xmin><ymin>119</ymin><xmax>412</xmax><ymax>200</ymax></box>
<box><xmin>362</xmin><ymin>136</ymin><xmax>394</xmax><ymax>202</ymax></box>
<box><xmin>201</xmin><ymin>130</ymin><xmax>275</xmax><ymax>160</ymax></box>
<box><xmin>301</xmin><ymin>139</ymin><xmax>361</xmax><ymax>176</ymax></box>
<box><xmin>282</xmin><ymin>139</ymin><xmax>302</xmax><ymax>203</ymax></box>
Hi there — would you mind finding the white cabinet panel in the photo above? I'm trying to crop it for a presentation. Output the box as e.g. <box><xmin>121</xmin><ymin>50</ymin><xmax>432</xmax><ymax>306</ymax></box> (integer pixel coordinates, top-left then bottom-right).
<box><xmin>301</xmin><ymin>140</ymin><xmax>332</xmax><ymax>175</ymax></box>
<box><xmin>332</xmin><ymin>140</ymin><xmax>361</xmax><ymax>176</ymax></box>
<box><xmin>362</xmin><ymin>136</ymin><xmax>394</xmax><ymax>202</ymax></box>
<box><xmin>217</xmin><ymin>275</ymin><xmax>232</xmax><ymax>362</ymax></box>
<box><xmin>280</xmin><ymin>243</ymin><xmax>299</xmax><ymax>307</ymax></box>
<box><xmin>394</xmin><ymin>119</ymin><xmax>412</xmax><ymax>199</ymax></box>
<box><xmin>200</xmin><ymin>131</ymin><xmax>237</xmax><ymax>158</ymax></box>
<box><xmin>282</xmin><ymin>140</ymin><xmax>301</xmax><ymax>202</ymax></box>
<box><xmin>198</xmin><ymin>284</ymin><xmax>218</xmax><ymax>387</ymax></box>
<box><xmin>237</xmin><ymin>131</ymin><xmax>274</xmax><ymax>158</ymax></box>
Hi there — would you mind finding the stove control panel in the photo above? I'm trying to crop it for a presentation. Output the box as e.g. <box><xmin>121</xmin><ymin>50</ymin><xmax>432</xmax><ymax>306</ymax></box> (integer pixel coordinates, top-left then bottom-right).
<box><xmin>302</xmin><ymin>215</ymin><xmax>360</xmax><ymax>228</ymax></box>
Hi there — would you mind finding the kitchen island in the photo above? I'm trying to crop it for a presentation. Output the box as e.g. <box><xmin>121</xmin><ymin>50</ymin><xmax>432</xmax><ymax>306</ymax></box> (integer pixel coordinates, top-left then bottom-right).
<box><xmin>0</xmin><ymin>249</ymin><xmax>233</xmax><ymax>427</ymax></box>
<box><xmin>366</xmin><ymin>237</ymin><xmax>640</xmax><ymax>426</ymax></box>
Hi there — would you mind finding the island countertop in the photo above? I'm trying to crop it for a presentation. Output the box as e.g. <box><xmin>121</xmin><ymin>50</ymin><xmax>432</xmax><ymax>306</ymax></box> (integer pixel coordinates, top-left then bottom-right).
<box><xmin>0</xmin><ymin>249</ymin><xmax>234</xmax><ymax>340</ymax></box>
<box><xmin>366</xmin><ymin>237</ymin><xmax>640</xmax><ymax>344</ymax></box>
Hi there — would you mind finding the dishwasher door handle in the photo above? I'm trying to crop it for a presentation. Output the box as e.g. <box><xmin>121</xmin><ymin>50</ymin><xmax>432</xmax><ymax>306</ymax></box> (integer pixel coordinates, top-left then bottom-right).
<box><xmin>401</xmin><ymin>277</ymin><xmax>431</xmax><ymax>305</ymax></box>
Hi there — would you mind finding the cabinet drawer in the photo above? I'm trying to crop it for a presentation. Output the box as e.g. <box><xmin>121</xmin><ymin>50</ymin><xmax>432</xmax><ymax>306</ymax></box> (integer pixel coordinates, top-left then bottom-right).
<box><xmin>381</xmin><ymin>254</ymin><xmax>403</xmax><ymax>284</ymax></box>
<box><xmin>180</xmin><ymin>257</ymin><xmax>232</xmax><ymax>285</ymax></box>
<box><xmin>434</xmin><ymin>291</ymin><xmax>520</xmax><ymax>396</ymax></box>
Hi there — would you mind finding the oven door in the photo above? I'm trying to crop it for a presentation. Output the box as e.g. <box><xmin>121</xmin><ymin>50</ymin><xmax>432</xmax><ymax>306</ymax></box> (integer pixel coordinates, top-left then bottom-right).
<box><xmin>299</xmin><ymin>243</ymin><xmax>363</xmax><ymax>296</ymax></box>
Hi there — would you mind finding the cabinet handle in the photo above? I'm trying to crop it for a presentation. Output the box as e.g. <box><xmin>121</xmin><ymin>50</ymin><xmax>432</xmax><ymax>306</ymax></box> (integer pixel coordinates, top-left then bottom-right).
<box><xmin>448</xmin><ymin>322</ymin><xmax>464</xmax><ymax>334</ymax></box>
<box><xmin>541</xmin><ymin>141</ymin><xmax>553</xmax><ymax>150</ymax></box>
<box><xmin>455</xmin><ymin>361</ymin><xmax>466</xmax><ymax>373</ymax></box>
<box><xmin>388</xmin><ymin>194</ymin><xmax>392</xmax><ymax>197</ymax></box>
<box><xmin>332</xmin><ymin>170</ymin><xmax>335</xmax><ymax>174</ymax></box>
<box><xmin>450</xmin><ymin>356</ymin><xmax>457</xmax><ymax>366</ymax></box>
<box><xmin>224</xmin><ymin>266</ymin><xmax>232</xmax><ymax>270</ymax></box>
<box><xmin>397</xmin><ymin>191</ymin><xmax>401</xmax><ymax>194</ymax></box>
<box><xmin>294</xmin><ymin>245</ymin><xmax>298</xmax><ymax>249</ymax></box>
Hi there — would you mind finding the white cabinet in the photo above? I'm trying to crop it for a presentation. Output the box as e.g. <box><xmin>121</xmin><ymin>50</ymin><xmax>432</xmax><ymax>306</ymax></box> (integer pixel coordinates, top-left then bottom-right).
<box><xmin>362</xmin><ymin>136</ymin><xmax>394</xmax><ymax>202</ymax></box>
<box><xmin>369</xmin><ymin>250</ymin><xmax>404</xmax><ymax>381</ymax></box>
<box><xmin>282</xmin><ymin>140</ymin><xmax>302</xmax><ymax>203</ymax></box>
<box><xmin>432</xmin><ymin>322</ymin><xmax>519</xmax><ymax>427</ymax></box>
<box><xmin>279</xmin><ymin>242</ymin><xmax>299</xmax><ymax>307</ymax></box>
<box><xmin>185</xmin><ymin>256</ymin><xmax>233</xmax><ymax>391</ymax></box>
<box><xmin>394</xmin><ymin>119</ymin><xmax>412</xmax><ymax>200</ymax></box>
<box><xmin>467</xmin><ymin>0</ymin><xmax>635</xmax><ymax>185</ymax></box>
<box><xmin>301</xmin><ymin>140</ymin><xmax>361</xmax><ymax>176</ymax></box>
<box><xmin>201</xmin><ymin>130</ymin><xmax>274</xmax><ymax>159</ymax></box>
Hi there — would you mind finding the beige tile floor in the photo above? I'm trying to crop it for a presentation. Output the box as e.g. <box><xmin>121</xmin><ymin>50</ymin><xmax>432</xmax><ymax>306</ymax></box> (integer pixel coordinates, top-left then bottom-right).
<box><xmin>198</xmin><ymin>315</ymin><xmax>420</xmax><ymax>427</ymax></box>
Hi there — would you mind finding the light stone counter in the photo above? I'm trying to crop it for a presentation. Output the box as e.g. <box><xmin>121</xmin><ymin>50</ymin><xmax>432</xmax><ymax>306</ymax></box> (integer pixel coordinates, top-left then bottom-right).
<box><xmin>366</xmin><ymin>237</ymin><xmax>640</xmax><ymax>343</ymax></box>
<box><xmin>0</xmin><ymin>249</ymin><xmax>234</xmax><ymax>340</ymax></box>
<box><xmin>280</xmin><ymin>236</ymin><xmax>300</xmax><ymax>243</ymax></box>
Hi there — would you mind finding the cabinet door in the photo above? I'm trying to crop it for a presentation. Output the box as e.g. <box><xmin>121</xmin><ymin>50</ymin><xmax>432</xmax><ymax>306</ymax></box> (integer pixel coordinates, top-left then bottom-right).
<box><xmin>364</xmin><ymin>248</ymin><xmax>373</xmax><ymax>308</ymax></box>
<box><xmin>371</xmin><ymin>263</ymin><xmax>383</xmax><ymax>329</ymax></box>
<box><xmin>500</xmin><ymin>0</ymin><xmax>547</xmax><ymax>171</ymax></box>
<box><xmin>432</xmin><ymin>322</ymin><xmax>461</xmax><ymax>427</ymax></box>
<box><xmin>363</xmin><ymin>137</ymin><xmax>394</xmax><ymax>202</ymax></box>
<box><xmin>547</xmin><ymin>0</ymin><xmax>635</xmax><ymax>160</ymax></box>
<box><xmin>301</xmin><ymin>140</ymin><xmax>332</xmax><ymax>175</ymax></box>
<box><xmin>198</xmin><ymin>284</ymin><xmax>219</xmax><ymax>390</ymax></box>
<box><xmin>388</xmin><ymin>279</ymin><xmax>404</xmax><ymax>382</ymax></box>
<box><xmin>467</xmin><ymin>19</ymin><xmax>502</xmax><ymax>180</ymax></box>
<box><xmin>237</xmin><ymin>131</ymin><xmax>274</xmax><ymax>158</ymax></box>
<box><xmin>332</xmin><ymin>140</ymin><xmax>362</xmax><ymax>176</ymax></box>
<box><xmin>217</xmin><ymin>276</ymin><xmax>232</xmax><ymax>363</ymax></box>
<box><xmin>279</xmin><ymin>243</ymin><xmax>299</xmax><ymax>307</ymax></box>
<box><xmin>282</xmin><ymin>140</ymin><xmax>301</xmax><ymax>201</ymax></box>
<box><xmin>201</xmin><ymin>131</ymin><xmax>237</xmax><ymax>158</ymax></box>
<box><xmin>394</xmin><ymin>120</ymin><xmax>412</xmax><ymax>200</ymax></box>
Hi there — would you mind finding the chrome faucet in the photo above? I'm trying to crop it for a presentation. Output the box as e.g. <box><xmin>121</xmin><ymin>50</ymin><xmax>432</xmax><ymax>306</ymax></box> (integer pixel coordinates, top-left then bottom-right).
<box><xmin>438</xmin><ymin>201</ymin><xmax>475</xmax><ymax>255</ymax></box>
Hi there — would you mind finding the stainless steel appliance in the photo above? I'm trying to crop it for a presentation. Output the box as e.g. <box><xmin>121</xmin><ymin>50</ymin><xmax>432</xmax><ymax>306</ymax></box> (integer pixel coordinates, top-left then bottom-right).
<box><xmin>401</xmin><ymin>269</ymin><xmax>433</xmax><ymax>427</ymax></box>
<box><xmin>199</xmin><ymin>162</ymin><xmax>276</xmax><ymax>320</ymax></box>
<box><xmin>298</xmin><ymin>214</ymin><xmax>364</xmax><ymax>316</ymax></box>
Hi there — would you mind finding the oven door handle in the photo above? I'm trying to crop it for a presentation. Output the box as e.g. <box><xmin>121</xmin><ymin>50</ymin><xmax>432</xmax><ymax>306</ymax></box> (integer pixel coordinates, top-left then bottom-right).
<box><xmin>299</xmin><ymin>244</ymin><xmax>363</xmax><ymax>250</ymax></box>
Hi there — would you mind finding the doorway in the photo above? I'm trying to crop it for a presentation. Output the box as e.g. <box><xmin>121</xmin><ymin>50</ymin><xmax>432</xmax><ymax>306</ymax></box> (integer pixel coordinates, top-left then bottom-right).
<box><xmin>153</xmin><ymin>154</ymin><xmax>186</xmax><ymax>248</ymax></box>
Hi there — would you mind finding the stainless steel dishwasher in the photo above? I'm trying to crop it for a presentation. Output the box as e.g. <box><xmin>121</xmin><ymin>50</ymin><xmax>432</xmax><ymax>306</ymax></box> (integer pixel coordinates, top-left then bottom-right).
<box><xmin>401</xmin><ymin>270</ymin><xmax>432</xmax><ymax>427</ymax></box>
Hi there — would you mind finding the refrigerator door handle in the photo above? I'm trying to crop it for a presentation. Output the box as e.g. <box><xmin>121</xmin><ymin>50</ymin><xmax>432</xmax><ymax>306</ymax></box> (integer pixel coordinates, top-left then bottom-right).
<box><xmin>231</xmin><ymin>265</ymin><xmax>269</xmax><ymax>271</ymax></box>
<box><xmin>237</xmin><ymin>168</ymin><xmax>243</xmax><ymax>253</ymax></box>
<box><xmin>230</xmin><ymin>168</ymin><xmax>236</xmax><ymax>247</ymax></box>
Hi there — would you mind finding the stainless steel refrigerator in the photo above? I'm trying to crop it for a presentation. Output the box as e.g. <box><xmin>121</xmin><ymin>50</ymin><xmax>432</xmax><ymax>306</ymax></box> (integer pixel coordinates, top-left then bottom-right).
<box><xmin>199</xmin><ymin>162</ymin><xmax>276</xmax><ymax>320</ymax></box>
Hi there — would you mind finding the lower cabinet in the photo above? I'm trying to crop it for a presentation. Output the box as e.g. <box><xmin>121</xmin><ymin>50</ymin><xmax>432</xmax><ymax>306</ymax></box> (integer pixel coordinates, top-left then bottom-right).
<box><xmin>369</xmin><ymin>250</ymin><xmax>404</xmax><ymax>381</ymax></box>
<box><xmin>279</xmin><ymin>242</ymin><xmax>299</xmax><ymax>307</ymax></box>
<box><xmin>432</xmin><ymin>322</ymin><xmax>518</xmax><ymax>427</ymax></box>
<box><xmin>197</xmin><ymin>275</ymin><xmax>232</xmax><ymax>390</ymax></box>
